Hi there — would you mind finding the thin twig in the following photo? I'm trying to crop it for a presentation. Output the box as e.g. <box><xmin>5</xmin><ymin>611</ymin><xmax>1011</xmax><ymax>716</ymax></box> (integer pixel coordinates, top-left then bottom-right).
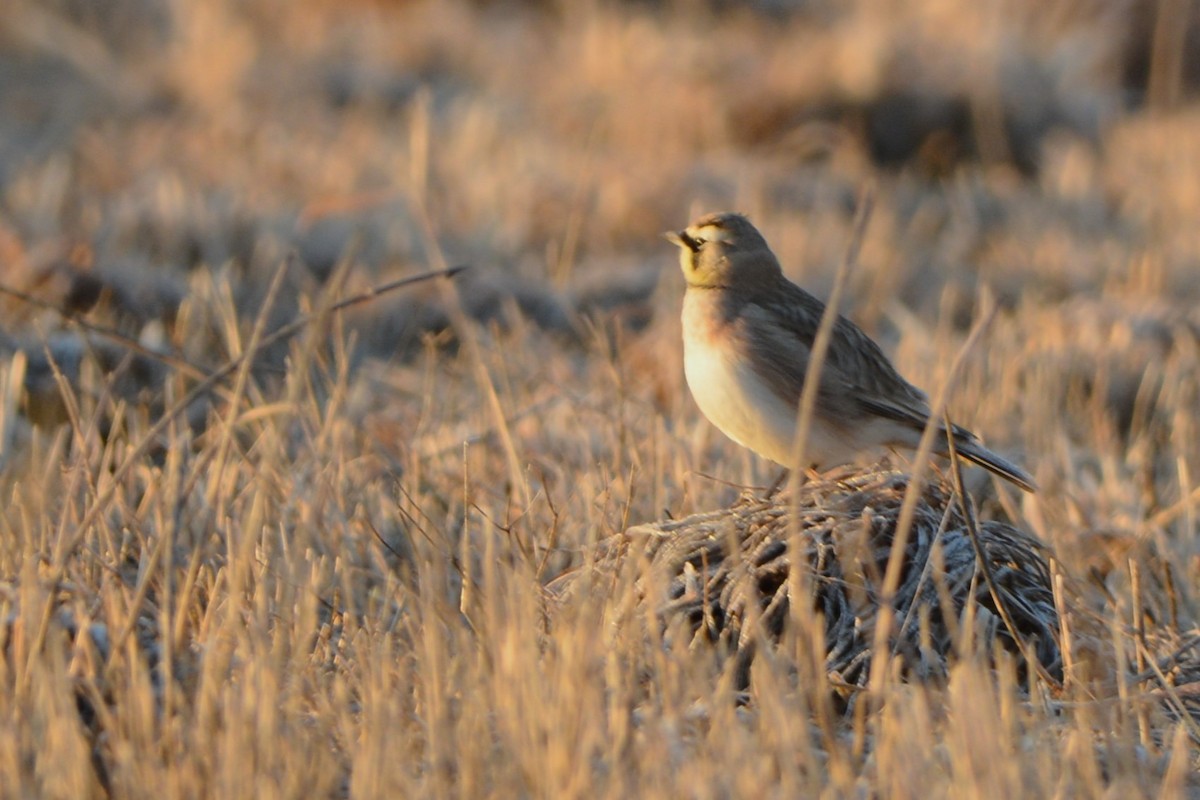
<box><xmin>0</xmin><ymin>266</ymin><xmax>468</xmax><ymax>386</ymax></box>
<box><xmin>0</xmin><ymin>282</ymin><xmax>212</xmax><ymax>382</ymax></box>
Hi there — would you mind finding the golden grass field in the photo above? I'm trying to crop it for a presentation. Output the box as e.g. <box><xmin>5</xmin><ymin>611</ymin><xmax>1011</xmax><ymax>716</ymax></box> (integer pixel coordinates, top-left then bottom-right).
<box><xmin>1</xmin><ymin>0</ymin><xmax>1200</xmax><ymax>796</ymax></box>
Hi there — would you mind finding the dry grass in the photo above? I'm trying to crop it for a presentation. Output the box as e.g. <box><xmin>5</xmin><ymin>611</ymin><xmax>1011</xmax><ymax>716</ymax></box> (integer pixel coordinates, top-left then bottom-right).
<box><xmin>1</xmin><ymin>0</ymin><xmax>1199</xmax><ymax>796</ymax></box>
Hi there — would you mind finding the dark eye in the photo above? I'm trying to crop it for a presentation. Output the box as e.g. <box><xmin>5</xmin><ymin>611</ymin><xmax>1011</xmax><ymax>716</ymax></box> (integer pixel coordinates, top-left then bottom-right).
<box><xmin>692</xmin><ymin>237</ymin><xmax>706</xmax><ymax>247</ymax></box>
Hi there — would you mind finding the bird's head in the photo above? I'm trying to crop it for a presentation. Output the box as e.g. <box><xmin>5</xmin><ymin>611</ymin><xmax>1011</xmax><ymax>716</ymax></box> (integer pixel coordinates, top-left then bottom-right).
<box><xmin>664</xmin><ymin>212</ymin><xmax>779</xmax><ymax>289</ymax></box>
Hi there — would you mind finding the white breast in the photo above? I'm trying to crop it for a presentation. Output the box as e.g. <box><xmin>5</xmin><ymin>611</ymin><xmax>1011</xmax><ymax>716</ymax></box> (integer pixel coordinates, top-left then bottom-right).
<box><xmin>681</xmin><ymin>294</ymin><xmax>882</xmax><ymax>468</ymax></box>
<box><xmin>684</xmin><ymin>338</ymin><xmax>785</xmax><ymax>462</ymax></box>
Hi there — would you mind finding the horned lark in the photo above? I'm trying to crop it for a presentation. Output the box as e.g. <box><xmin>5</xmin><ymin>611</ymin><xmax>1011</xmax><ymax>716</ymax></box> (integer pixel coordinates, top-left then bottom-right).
<box><xmin>666</xmin><ymin>212</ymin><xmax>1036</xmax><ymax>492</ymax></box>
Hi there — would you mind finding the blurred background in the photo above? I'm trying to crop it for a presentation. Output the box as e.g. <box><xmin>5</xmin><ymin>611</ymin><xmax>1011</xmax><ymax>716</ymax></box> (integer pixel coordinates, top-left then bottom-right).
<box><xmin>2</xmin><ymin>0</ymin><xmax>1197</xmax><ymax>335</ymax></box>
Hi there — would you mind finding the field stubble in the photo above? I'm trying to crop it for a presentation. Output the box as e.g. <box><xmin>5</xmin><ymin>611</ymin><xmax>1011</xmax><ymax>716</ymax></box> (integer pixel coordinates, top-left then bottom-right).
<box><xmin>0</xmin><ymin>0</ymin><xmax>1199</xmax><ymax>796</ymax></box>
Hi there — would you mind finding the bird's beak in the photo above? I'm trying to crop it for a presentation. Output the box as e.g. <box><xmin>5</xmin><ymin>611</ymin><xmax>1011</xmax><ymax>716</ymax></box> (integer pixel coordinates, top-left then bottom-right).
<box><xmin>663</xmin><ymin>230</ymin><xmax>700</xmax><ymax>252</ymax></box>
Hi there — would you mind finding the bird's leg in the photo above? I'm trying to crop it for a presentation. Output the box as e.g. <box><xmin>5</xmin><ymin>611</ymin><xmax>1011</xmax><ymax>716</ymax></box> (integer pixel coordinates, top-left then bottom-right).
<box><xmin>763</xmin><ymin>467</ymin><xmax>790</xmax><ymax>499</ymax></box>
<box><xmin>763</xmin><ymin>465</ymin><xmax>828</xmax><ymax>500</ymax></box>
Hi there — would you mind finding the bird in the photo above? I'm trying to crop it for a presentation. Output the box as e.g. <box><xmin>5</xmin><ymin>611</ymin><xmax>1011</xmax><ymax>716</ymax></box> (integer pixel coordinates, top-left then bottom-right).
<box><xmin>665</xmin><ymin>211</ymin><xmax>1036</xmax><ymax>493</ymax></box>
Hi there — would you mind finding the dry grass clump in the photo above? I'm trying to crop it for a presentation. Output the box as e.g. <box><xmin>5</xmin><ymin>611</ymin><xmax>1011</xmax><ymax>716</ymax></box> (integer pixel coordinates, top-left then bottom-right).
<box><xmin>553</xmin><ymin>465</ymin><xmax>1061</xmax><ymax>702</ymax></box>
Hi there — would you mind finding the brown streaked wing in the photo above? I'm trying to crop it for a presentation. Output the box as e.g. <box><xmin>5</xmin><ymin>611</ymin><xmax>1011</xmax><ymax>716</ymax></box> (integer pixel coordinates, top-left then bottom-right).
<box><xmin>756</xmin><ymin>278</ymin><xmax>931</xmax><ymax>405</ymax></box>
<box><xmin>737</xmin><ymin>300</ymin><xmax>870</xmax><ymax>431</ymax></box>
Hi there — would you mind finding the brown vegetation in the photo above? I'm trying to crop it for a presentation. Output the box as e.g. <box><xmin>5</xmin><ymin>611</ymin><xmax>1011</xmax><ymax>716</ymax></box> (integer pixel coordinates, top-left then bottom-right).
<box><xmin>1</xmin><ymin>0</ymin><xmax>1199</xmax><ymax>795</ymax></box>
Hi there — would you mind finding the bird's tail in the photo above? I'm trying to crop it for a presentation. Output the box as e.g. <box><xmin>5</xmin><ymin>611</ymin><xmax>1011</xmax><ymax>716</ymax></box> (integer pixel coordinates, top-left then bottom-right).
<box><xmin>949</xmin><ymin>438</ymin><xmax>1038</xmax><ymax>493</ymax></box>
